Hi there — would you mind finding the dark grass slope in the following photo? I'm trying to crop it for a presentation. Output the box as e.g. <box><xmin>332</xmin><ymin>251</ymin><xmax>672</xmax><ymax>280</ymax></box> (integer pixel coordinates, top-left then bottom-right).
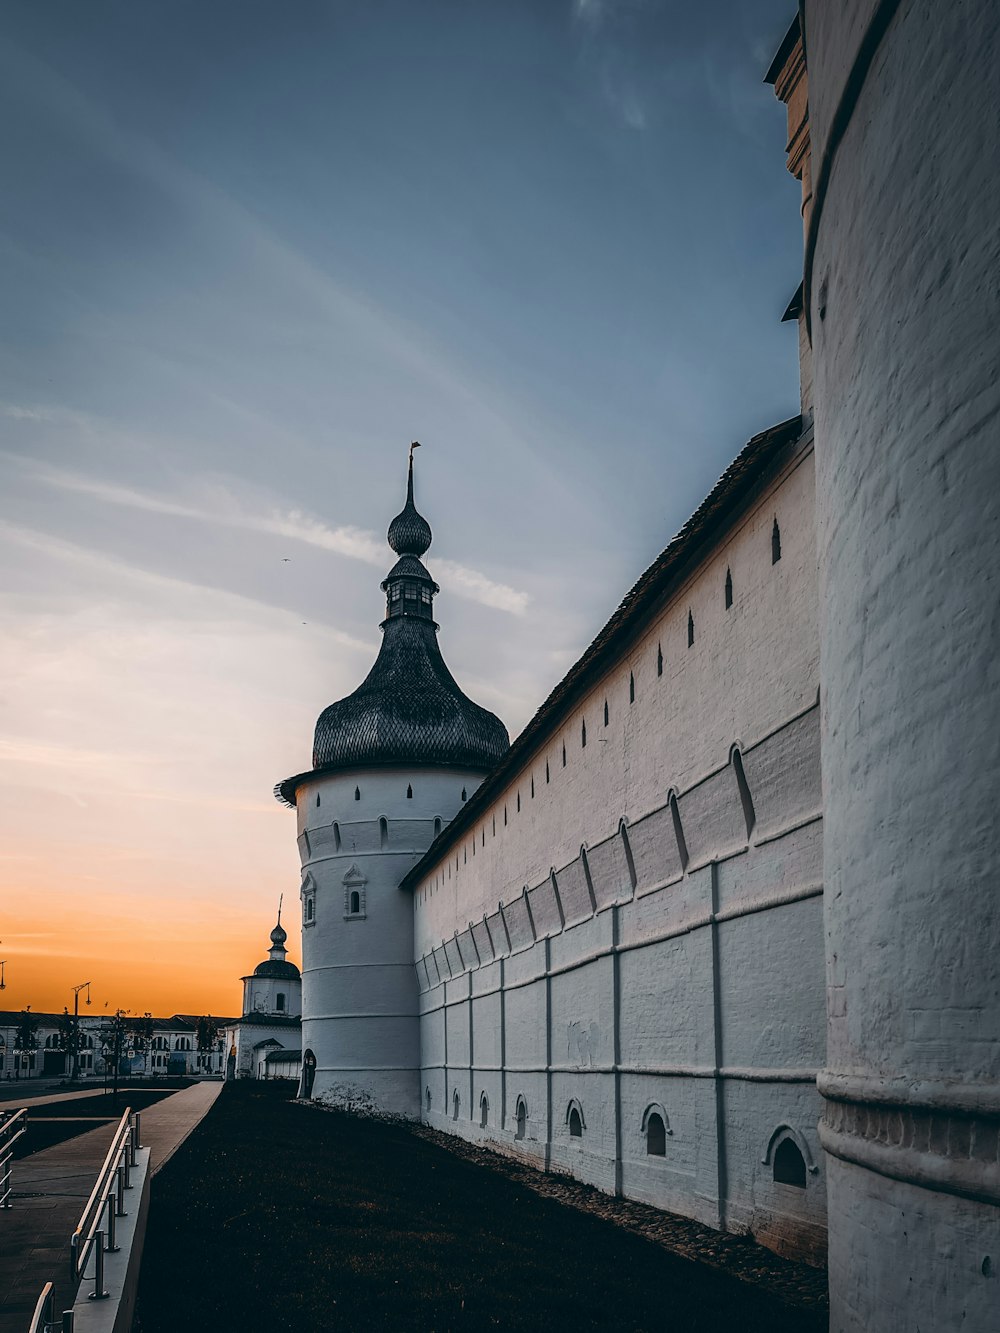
<box><xmin>134</xmin><ymin>1083</ymin><xmax>825</xmax><ymax>1333</ymax></box>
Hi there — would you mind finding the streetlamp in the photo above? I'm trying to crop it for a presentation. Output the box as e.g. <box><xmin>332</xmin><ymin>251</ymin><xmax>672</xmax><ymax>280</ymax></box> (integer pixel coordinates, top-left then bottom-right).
<box><xmin>69</xmin><ymin>982</ymin><xmax>91</xmax><ymax>1082</ymax></box>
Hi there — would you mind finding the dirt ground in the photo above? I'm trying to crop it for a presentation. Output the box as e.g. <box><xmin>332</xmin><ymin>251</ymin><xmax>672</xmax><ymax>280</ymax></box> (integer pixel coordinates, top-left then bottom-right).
<box><xmin>133</xmin><ymin>1082</ymin><xmax>828</xmax><ymax>1333</ymax></box>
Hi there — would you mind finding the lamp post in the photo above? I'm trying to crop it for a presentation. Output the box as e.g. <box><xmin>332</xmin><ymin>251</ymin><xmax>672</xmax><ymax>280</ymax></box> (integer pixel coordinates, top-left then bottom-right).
<box><xmin>69</xmin><ymin>982</ymin><xmax>91</xmax><ymax>1083</ymax></box>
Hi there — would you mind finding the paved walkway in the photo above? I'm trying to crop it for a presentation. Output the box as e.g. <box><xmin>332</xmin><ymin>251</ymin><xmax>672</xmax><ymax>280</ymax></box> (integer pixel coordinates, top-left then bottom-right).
<box><xmin>0</xmin><ymin>1082</ymin><xmax>223</xmax><ymax>1332</ymax></box>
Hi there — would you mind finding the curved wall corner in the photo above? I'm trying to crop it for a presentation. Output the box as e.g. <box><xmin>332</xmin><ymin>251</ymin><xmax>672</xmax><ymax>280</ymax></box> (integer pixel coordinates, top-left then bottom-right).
<box><xmin>806</xmin><ymin>1</ymin><xmax>1000</xmax><ymax>1327</ymax></box>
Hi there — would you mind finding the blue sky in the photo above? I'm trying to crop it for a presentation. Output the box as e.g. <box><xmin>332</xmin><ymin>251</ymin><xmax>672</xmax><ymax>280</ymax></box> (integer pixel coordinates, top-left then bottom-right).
<box><xmin>0</xmin><ymin>0</ymin><xmax>802</xmax><ymax>1010</ymax></box>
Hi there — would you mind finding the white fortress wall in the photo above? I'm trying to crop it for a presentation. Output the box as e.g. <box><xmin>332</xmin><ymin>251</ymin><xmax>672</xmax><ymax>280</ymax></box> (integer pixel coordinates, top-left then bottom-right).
<box><xmin>409</xmin><ymin>438</ymin><xmax>828</xmax><ymax>1262</ymax></box>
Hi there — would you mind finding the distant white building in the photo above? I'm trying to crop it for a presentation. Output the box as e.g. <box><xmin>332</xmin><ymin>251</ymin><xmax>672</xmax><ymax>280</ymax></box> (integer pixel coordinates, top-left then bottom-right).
<box><xmin>223</xmin><ymin>914</ymin><xmax>302</xmax><ymax>1081</ymax></box>
<box><xmin>0</xmin><ymin>1011</ymin><xmax>227</xmax><ymax>1080</ymax></box>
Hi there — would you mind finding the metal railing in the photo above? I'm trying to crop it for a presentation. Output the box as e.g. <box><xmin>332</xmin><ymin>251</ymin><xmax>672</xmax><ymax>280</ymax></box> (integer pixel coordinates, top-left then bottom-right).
<box><xmin>27</xmin><ymin>1282</ymin><xmax>74</xmax><ymax>1333</ymax></box>
<box><xmin>1</xmin><ymin>1106</ymin><xmax>27</xmax><ymax>1207</ymax></box>
<box><xmin>69</xmin><ymin>1106</ymin><xmax>141</xmax><ymax>1303</ymax></box>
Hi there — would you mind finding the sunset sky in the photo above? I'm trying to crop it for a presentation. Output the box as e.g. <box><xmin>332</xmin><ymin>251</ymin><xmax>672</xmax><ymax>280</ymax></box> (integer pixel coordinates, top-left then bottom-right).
<box><xmin>1</xmin><ymin>0</ymin><xmax>800</xmax><ymax>1018</ymax></box>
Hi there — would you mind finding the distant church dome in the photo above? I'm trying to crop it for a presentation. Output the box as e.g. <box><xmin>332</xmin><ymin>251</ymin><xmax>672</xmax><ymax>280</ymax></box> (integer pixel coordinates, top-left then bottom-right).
<box><xmin>276</xmin><ymin>447</ymin><xmax>509</xmax><ymax>804</ymax></box>
<box><xmin>252</xmin><ymin>912</ymin><xmax>300</xmax><ymax>980</ymax></box>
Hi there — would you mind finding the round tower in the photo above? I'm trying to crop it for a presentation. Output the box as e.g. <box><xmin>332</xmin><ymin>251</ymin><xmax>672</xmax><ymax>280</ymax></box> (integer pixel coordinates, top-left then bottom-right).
<box><xmin>275</xmin><ymin>448</ymin><xmax>509</xmax><ymax>1114</ymax></box>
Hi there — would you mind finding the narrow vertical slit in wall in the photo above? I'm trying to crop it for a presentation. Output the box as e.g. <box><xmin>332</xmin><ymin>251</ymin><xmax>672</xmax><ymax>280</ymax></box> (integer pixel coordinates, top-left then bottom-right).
<box><xmin>545</xmin><ymin>761</ymin><xmax>550</xmax><ymax>784</ymax></box>
<box><xmin>620</xmin><ymin>820</ymin><xmax>637</xmax><ymax>890</ymax></box>
<box><xmin>562</xmin><ymin>742</ymin><xmax>567</xmax><ymax>767</ymax></box>
<box><xmin>531</xmin><ymin>777</ymin><xmax>535</xmax><ymax>799</ymax></box>
<box><xmin>731</xmin><ymin>747</ymin><xmax>756</xmax><ymax>840</ymax></box>
<box><xmin>492</xmin><ymin>815</ymin><xmax>496</xmax><ymax>836</ymax></box>
<box><xmin>315</xmin><ymin>793</ymin><xmax>321</xmax><ymax>808</ymax></box>
<box><xmin>517</xmin><ymin>791</ymin><xmax>521</xmax><ymax>812</ymax></box>
<box><xmin>669</xmin><ymin>794</ymin><xmax>689</xmax><ymax>871</ymax></box>
<box><xmin>379</xmin><ymin>817</ymin><xmax>388</xmax><ymax>849</ymax></box>
<box><xmin>482</xmin><ymin>828</ymin><xmax>485</xmax><ymax>846</ymax></box>
<box><xmin>434</xmin><ymin>817</ymin><xmax>442</xmax><ymax>838</ymax></box>
<box><xmin>604</xmin><ymin>699</ymin><xmax>609</xmax><ymax>727</ymax></box>
<box><xmin>461</xmin><ymin>787</ymin><xmax>467</xmax><ymax>802</ymax></box>
<box><xmin>333</xmin><ymin>822</ymin><xmax>341</xmax><ymax>852</ymax></box>
<box><xmin>582</xmin><ymin>718</ymin><xmax>587</xmax><ymax>748</ymax></box>
<box><xmin>687</xmin><ymin>611</ymin><xmax>694</xmax><ymax>648</ymax></box>
<box><xmin>407</xmin><ymin>783</ymin><xmax>413</xmax><ymax>799</ymax></box>
<box><xmin>504</xmin><ymin>805</ymin><xmax>508</xmax><ymax>826</ymax></box>
<box><xmin>772</xmin><ymin>517</ymin><xmax>782</xmax><ymax>564</ymax></box>
<box><xmin>725</xmin><ymin>568</ymin><xmax>733</xmax><ymax>610</ymax></box>
<box><xmin>629</xmin><ymin>672</ymin><xmax>635</xmax><ymax>703</ymax></box>
<box><xmin>354</xmin><ymin>786</ymin><xmax>361</xmax><ymax>801</ymax></box>
<box><xmin>657</xmin><ymin>643</ymin><xmax>663</xmax><ymax>676</ymax></box>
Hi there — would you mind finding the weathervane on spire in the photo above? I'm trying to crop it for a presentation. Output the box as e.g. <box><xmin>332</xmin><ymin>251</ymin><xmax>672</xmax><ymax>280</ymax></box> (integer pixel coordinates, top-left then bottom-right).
<box><xmin>409</xmin><ymin>440</ymin><xmax>421</xmax><ymax>462</ymax></box>
<box><xmin>277</xmin><ymin>892</ymin><xmax>283</xmax><ymax>926</ymax></box>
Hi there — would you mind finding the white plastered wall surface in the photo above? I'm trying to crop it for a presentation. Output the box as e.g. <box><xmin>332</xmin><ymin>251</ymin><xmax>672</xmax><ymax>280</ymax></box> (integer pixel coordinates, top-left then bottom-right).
<box><xmin>805</xmin><ymin>0</ymin><xmax>1000</xmax><ymax>1327</ymax></box>
<box><xmin>410</xmin><ymin>448</ymin><xmax>829</xmax><ymax>1264</ymax></box>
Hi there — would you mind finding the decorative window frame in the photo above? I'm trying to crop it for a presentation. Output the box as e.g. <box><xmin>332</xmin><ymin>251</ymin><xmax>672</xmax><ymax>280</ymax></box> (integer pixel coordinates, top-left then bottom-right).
<box><xmin>343</xmin><ymin>864</ymin><xmax>367</xmax><ymax>920</ymax></box>
<box><xmin>302</xmin><ymin>873</ymin><xmax>317</xmax><ymax>928</ymax></box>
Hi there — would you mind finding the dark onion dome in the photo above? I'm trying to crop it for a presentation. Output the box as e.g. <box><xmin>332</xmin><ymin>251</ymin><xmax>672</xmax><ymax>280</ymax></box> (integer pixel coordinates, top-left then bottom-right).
<box><xmin>275</xmin><ymin>448</ymin><xmax>509</xmax><ymax>806</ymax></box>
<box><xmin>247</xmin><ymin>913</ymin><xmax>300</xmax><ymax>980</ymax></box>
<box><xmin>254</xmin><ymin>958</ymin><xmax>300</xmax><ymax>979</ymax></box>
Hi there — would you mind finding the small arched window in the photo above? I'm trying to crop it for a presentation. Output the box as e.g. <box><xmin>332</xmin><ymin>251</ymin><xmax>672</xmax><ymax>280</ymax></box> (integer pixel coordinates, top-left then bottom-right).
<box><xmin>604</xmin><ymin>699</ymin><xmax>609</xmax><ymax>726</ymax></box>
<box><xmin>407</xmin><ymin>784</ymin><xmax>413</xmax><ymax>799</ymax></box>
<box><xmin>515</xmin><ymin>1097</ymin><xmax>527</xmax><ymax>1141</ymax></box>
<box><xmin>276</xmin><ymin>993</ymin><xmax>285</xmax><ymax>1012</ymax></box>
<box><xmin>379</xmin><ymin>817</ymin><xmax>388</xmax><ymax>848</ymax></box>
<box><xmin>333</xmin><ymin>822</ymin><xmax>341</xmax><ymax>852</ymax></box>
<box><xmin>433</xmin><ymin>817</ymin><xmax>442</xmax><ymax>837</ymax></box>
<box><xmin>646</xmin><ymin>1112</ymin><xmax>667</xmax><ymax>1156</ymax></box>
<box><xmin>725</xmin><ymin>567</ymin><xmax>733</xmax><ymax>610</ymax></box>
<box><xmin>349</xmin><ymin>890</ymin><xmax>361</xmax><ymax>915</ymax></box>
<box><xmin>772</xmin><ymin>517</ymin><xmax>782</xmax><ymax>564</ymax></box>
<box><xmin>774</xmin><ymin>1137</ymin><xmax>807</xmax><ymax>1187</ymax></box>
<box><xmin>315</xmin><ymin>793</ymin><xmax>321</xmax><ymax>808</ymax></box>
<box><xmin>354</xmin><ymin>786</ymin><xmax>361</xmax><ymax>801</ymax></box>
<box><xmin>568</xmin><ymin>1106</ymin><xmax>583</xmax><ymax>1138</ymax></box>
<box><xmin>657</xmin><ymin>643</ymin><xmax>663</xmax><ymax>676</ymax></box>
<box><xmin>480</xmin><ymin>1093</ymin><xmax>489</xmax><ymax>1128</ymax></box>
<box><xmin>687</xmin><ymin>611</ymin><xmax>695</xmax><ymax>647</ymax></box>
<box><xmin>461</xmin><ymin>788</ymin><xmax>467</xmax><ymax>802</ymax></box>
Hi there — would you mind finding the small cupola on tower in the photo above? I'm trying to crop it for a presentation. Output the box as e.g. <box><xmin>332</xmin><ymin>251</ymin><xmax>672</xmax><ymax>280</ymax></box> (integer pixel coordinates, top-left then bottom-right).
<box><xmin>382</xmin><ymin>444</ymin><xmax>439</xmax><ymax>623</ymax></box>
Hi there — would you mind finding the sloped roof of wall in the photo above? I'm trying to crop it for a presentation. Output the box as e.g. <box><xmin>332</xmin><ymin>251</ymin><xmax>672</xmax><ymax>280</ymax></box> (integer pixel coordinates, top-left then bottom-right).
<box><xmin>400</xmin><ymin>414</ymin><xmax>805</xmax><ymax>891</ymax></box>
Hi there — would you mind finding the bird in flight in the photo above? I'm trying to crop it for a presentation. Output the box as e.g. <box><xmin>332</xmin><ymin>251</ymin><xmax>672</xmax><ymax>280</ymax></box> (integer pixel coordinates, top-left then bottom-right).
<box><xmin>282</xmin><ymin>558</ymin><xmax>291</xmax><ymax>562</ymax></box>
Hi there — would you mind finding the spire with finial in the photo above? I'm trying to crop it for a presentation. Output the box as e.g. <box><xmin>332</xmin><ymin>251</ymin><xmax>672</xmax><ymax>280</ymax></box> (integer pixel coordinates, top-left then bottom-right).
<box><xmin>387</xmin><ymin>442</ymin><xmax>433</xmax><ymax>559</ymax></box>
<box><xmin>269</xmin><ymin>896</ymin><xmax>287</xmax><ymax>959</ymax></box>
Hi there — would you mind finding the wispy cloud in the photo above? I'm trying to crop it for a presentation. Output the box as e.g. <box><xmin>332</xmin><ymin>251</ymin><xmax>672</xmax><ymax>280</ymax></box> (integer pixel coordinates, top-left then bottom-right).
<box><xmin>16</xmin><ymin>456</ymin><xmax>530</xmax><ymax>615</ymax></box>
